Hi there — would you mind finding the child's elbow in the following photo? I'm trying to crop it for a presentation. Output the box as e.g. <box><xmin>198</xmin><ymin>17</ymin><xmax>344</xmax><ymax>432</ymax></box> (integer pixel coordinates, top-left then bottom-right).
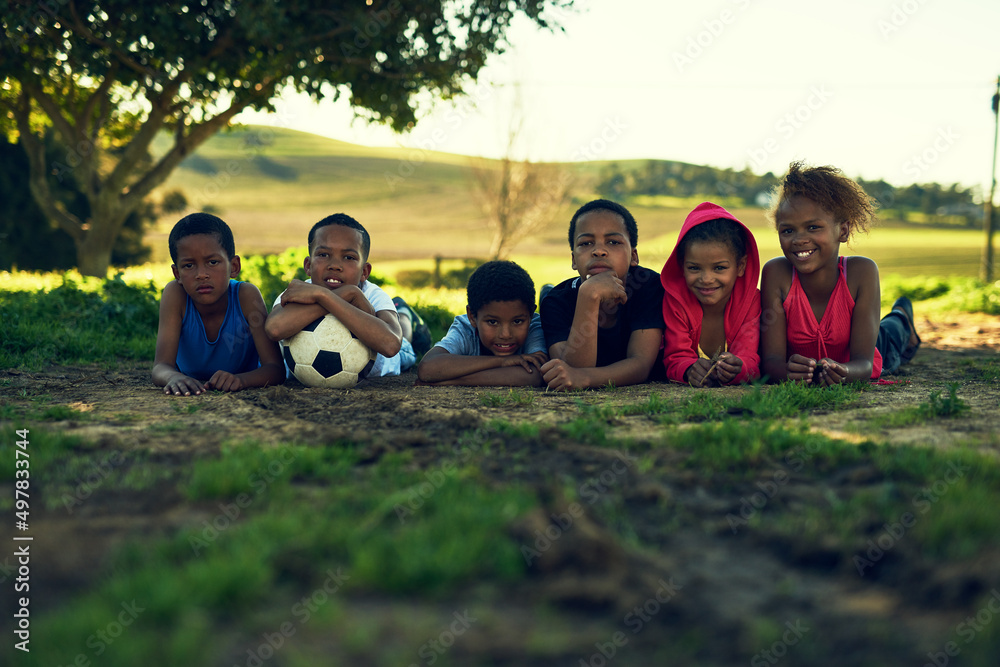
<box><xmin>416</xmin><ymin>363</ymin><xmax>433</xmax><ymax>383</ymax></box>
<box><xmin>264</xmin><ymin>318</ymin><xmax>285</xmax><ymax>342</ymax></box>
<box><xmin>384</xmin><ymin>337</ymin><xmax>402</xmax><ymax>358</ymax></box>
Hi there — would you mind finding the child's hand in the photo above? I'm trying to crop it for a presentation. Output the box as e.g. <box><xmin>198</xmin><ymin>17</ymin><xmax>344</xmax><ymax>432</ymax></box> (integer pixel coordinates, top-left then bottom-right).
<box><xmin>815</xmin><ymin>358</ymin><xmax>848</xmax><ymax>386</ymax></box>
<box><xmin>333</xmin><ymin>285</ymin><xmax>376</xmax><ymax>315</ymax></box>
<box><xmin>786</xmin><ymin>354</ymin><xmax>817</xmax><ymax>383</ymax></box>
<box><xmin>280</xmin><ymin>280</ymin><xmax>327</xmax><ymax>306</ymax></box>
<box><xmin>714</xmin><ymin>353</ymin><xmax>743</xmax><ymax>385</ymax></box>
<box><xmin>205</xmin><ymin>370</ymin><xmax>245</xmax><ymax>392</ymax></box>
<box><xmin>164</xmin><ymin>373</ymin><xmax>205</xmax><ymax>396</ymax></box>
<box><xmin>501</xmin><ymin>351</ymin><xmax>549</xmax><ymax>374</ymax></box>
<box><xmin>541</xmin><ymin>359</ymin><xmax>587</xmax><ymax>391</ymax></box>
<box><xmin>685</xmin><ymin>359</ymin><xmax>718</xmax><ymax>387</ymax></box>
<box><xmin>580</xmin><ymin>271</ymin><xmax>628</xmax><ymax>307</ymax></box>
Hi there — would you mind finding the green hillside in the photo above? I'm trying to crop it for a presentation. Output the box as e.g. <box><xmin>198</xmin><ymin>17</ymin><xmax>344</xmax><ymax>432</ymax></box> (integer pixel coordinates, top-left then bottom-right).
<box><xmin>148</xmin><ymin>126</ymin><xmax>988</xmax><ymax>279</ymax></box>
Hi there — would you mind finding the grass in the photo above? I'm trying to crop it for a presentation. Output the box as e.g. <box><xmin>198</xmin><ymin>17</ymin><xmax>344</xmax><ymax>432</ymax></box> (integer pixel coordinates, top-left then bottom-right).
<box><xmin>10</xmin><ymin>433</ymin><xmax>538</xmax><ymax>667</ymax></box>
<box><xmin>480</xmin><ymin>387</ymin><xmax>536</xmax><ymax>407</ymax></box>
<box><xmin>0</xmin><ymin>274</ymin><xmax>159</xmax><ymax>368</ymax></box>
<box><xmin>871</xmin><ymin>383</ymin><xmax>969</xmax><ymax>428</ymax></box>
<box><xmin>616</xmin><ymin>381</ymin><xmax>868</xmax><ymax>424</ymax></box>
<box><xmin>962</xmin><ymin>357</ymin><xmax>1000</xmax><ymax>383</ymax></box>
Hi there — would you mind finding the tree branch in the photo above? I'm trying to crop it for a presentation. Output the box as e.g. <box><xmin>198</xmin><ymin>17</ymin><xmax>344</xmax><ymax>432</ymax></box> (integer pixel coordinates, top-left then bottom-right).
<box><xmin>120</xmin><ymin>96</ymin><xmax>257</xmax><ymax>209</ymax></box>
<box><xmin>18</xmin><ymin>80</ymin><xmax>81</xmax><ymax>149</ymax></box>
<box><xmin>62</xmin><ymin>2</ymin><xmax>158</xmax><ymax>79</ymax></box>
<box><xmin>81</xmin><ymin>62</ymin><xmax>119</xmax><ymax>139</ymax></box>
<box><xmin>13</xmin><ymin>90</ymin><xmax>86</xmax><ymax>242</ymax></box>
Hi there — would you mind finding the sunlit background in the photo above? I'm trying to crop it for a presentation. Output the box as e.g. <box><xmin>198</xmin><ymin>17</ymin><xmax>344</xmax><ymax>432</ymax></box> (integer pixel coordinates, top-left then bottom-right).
<box><xmin>239</xmin><ymin>0</ymin><xmax>1000</xmax><ymax>194</ymax></box>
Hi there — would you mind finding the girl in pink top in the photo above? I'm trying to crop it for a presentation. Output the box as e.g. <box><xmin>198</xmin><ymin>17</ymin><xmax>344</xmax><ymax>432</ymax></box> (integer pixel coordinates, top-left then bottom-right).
<box><xmin>761</xmin><ymin>162</ymin><xmax>920</xmax><ymax>385</ymax></box>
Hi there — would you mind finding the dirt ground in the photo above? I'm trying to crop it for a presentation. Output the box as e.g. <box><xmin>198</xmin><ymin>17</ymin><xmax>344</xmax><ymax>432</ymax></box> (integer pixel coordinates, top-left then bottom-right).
<box><xmin>2</xmin><ymin>312</ymin><xmax>999</xmax><ymax>666</ymax></box>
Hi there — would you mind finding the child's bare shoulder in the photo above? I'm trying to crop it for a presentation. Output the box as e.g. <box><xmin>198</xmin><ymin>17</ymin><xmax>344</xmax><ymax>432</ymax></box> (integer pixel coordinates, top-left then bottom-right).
<box><xmin>160</xmin><ymin>280</ymin><xmax>187</xmax><ymax>308</ymax></box>
<box><xmin>236</xmin><ymin>280</ymin><xmax>265</xmax><ymax>304</ymax></box>
<box><xmin>845</xmin><ymin>255</ymin><xmax>878</xmax><ymax>274</ymax></box>
<box><xmin>845</xmin><ymin>256</ymin><xmax>879</xmax><ymax>292</ymax></box>
<box><xmin>761</xmin><ymin>257</ymin><xmax>793</xmax><ymax>283</ymax></box>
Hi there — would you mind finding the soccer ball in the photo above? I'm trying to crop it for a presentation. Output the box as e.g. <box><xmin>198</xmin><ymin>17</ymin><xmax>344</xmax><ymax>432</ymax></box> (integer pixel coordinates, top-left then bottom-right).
<box><xmin>280</xmin><ymin>314</ymin><xmax>377</xmax><ymax>388</ymax></box>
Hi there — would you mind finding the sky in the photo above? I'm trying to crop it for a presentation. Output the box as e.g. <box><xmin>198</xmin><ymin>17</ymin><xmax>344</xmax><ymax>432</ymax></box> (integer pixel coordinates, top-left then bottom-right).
<box><xmin>238</xmin><ymin>0</ymin><xmax>1000</xmax><ymax>196</ymax></box>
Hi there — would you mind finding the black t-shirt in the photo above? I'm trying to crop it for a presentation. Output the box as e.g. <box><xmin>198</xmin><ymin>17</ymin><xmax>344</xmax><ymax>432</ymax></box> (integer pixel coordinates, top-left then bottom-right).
<box><xmin>540</xmin><ymin>265</ymin><xmax>666</xmax><ymax>368</ymax></box>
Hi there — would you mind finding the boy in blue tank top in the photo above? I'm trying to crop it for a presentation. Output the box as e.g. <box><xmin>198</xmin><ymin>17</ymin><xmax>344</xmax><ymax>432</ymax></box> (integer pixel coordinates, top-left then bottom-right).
<box><xmin>153</xmin><ymin>213</ymin><xmax>285</xmax><ymax>395</ymax></box>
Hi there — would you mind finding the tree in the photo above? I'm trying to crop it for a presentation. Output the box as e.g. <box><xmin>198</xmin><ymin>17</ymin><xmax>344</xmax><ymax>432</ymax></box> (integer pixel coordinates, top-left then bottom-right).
<box><xmin>0</xmin><ymin>132</ymin><xmax>186</xmax><ymax>271</ymax></box>
<box><xmin>1</xmin><ymin>0</ymin><xmax>572</xmax><ymax>276</ymax></box>
<box><xmin>471</xmin><ymin>91</ymin><xmax>573</xmax><ymax>259</ymax></box>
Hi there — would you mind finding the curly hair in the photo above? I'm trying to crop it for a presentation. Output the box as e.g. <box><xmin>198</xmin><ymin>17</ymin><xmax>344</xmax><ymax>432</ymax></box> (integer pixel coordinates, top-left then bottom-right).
<box><xmin>466</xmin><ymin>260</ymin><xmax>536</xmax><ymax>315</ymax></box>
<box><xmin>168</xmin><ymin>212</ymin><xmax>235</xmax><ymax>263</ymax></box>
<box><xmin>769</xmin><ymin>161</ymin><xmax>877</xmax><ymax>241</ymax></box>
<box><xmin>568</xmin><ymin>199</ymin><xmax>638</xmax><ymax>248</ymax></box>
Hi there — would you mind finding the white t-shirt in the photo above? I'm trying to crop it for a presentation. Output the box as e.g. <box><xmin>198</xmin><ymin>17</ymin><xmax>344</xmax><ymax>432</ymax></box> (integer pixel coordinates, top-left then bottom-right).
<box><xmin>272</xmin><ymin>279</ymin><xmax>400</xmax><ymax>378</ymax></box>
<box><xmin>434</xmin><ymin>313</ymin><xmax>545</xmax><ymax>356</ymax></box>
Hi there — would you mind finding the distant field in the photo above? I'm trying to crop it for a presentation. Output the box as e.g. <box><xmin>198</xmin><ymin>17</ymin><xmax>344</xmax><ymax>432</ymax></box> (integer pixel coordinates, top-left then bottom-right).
<box><xmin>149</xmin><ymin>126</ymin><xmax>988</xmax><ymax>279</ymax></box>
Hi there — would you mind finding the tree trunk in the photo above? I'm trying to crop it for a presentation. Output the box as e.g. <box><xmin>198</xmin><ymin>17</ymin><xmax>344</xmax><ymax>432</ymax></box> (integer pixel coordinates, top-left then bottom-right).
<box><xmin>74</xmin><ymin>207</ymin><xmax>130</xmax><ymax>277</ymax></box>
<box><xmin>75</xmin><ymin>235</ymin><xmax>114</xmax><ymax>277</ymax></box>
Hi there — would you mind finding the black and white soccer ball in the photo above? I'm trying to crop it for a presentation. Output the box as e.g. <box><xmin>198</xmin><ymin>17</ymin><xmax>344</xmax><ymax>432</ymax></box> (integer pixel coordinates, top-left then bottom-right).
<box><xmin>280</xmin><ymin>314</ymin><xmax>376</xmax><ymax>388</ymax></box>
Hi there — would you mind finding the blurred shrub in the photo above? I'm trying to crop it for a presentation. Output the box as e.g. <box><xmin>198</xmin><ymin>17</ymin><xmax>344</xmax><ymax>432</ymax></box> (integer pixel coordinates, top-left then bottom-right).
<box><xmin>240</xmin><ymin>248</ymin><xmax>308</xmax><ymax>307</ymax></box>
<box><xmin>396</xmin><ymin>270</ymin><xmax>433</xmax><ymax>289</ymax></box>
<box><xmin>0</xmin><ymin>274</ymin><xmax>159</xmax><ymax>368</ymax></box>
<box><xmin>881</xmin><ymin>274</ymin><xmax>1000</xmax><ymax>315</ymax></box>
<box><xmin>880</xmin><ymin>275</ymin><xmax>952</xmax><ymax>303</ymax></box>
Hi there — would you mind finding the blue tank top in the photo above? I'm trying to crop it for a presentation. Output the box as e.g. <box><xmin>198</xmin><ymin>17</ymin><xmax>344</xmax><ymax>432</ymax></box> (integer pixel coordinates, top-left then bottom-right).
<box><xmin>176</xmin><ymin>280</ymin><xmax>259</xmax><ymax>381</ymax></box>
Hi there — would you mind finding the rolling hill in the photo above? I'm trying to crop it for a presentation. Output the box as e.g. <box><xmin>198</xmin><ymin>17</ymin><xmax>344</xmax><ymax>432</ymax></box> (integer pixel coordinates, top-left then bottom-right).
<box><xmin>148</xmin><ymin>126</ymin><xmax>986</xmax><ymax>279</ymax></box>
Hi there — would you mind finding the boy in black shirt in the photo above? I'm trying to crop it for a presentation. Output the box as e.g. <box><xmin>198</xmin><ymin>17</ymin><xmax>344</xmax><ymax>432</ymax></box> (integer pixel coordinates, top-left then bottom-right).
<box><xmin>540</xmin><ymin>199</ymin><xmax>665</xmax><ymax>390</ymax></box>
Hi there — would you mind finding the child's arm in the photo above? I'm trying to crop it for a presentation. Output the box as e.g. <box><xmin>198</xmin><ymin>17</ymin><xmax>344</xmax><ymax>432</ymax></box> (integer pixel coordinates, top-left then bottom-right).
<box><xmin>717</xmin><ymin>289</ymin><xmax>762</xmax><ymax>385</ymax></box>
<box><xmin>662</xmin><ymin>295</ymin><xmax>699</xmax><ymax>383</ymax></box>
<box><xmin>759</xmin><ymin>259</ymin><xmax>806</xmax><ymax>382</ymax></box>
<box><xmin>417</xmin><ymin>347</ymin><xmax>547</xmax><ymax>385</ymax></box>
<box><xmin>541</xmin><ymin>327</ymin><xmax>661</xmax><ymax>391</ymax></box>
<box><xmin>265</xmin><ymin>280</ymin><xmax>402</xmax><ymax>357</ymax></box>
<box><xmin>816</xmin><ymin>257</ymin><xmax>880</xmax><ymax>386</ymax></box>
<box><xmin>548</xmin><ymin>272</ymin><xmax>627</xmax><ymax>368</ymax></box>
<box><xmin>152</xmin><ymin>281</ymin><xmax>206</xmax><ymax>396</ymax></box>
<box><xmin>204</xmin><ymin>283</ymin><xmax>286</xmax><ymax>391</ymax></box>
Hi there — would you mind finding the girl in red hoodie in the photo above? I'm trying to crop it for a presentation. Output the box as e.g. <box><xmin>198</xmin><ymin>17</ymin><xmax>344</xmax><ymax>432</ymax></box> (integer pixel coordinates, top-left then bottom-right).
<box><xmin>661</xmin><ymin>202</ymin><xmax>761</xmax><ymax>386</ymax></box>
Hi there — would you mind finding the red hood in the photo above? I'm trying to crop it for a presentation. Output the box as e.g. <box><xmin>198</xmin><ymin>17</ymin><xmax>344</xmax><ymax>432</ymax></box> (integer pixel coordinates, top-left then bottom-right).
<box><xmin>660</xmin><ymin>201</ymin><xmax>760</xmax><ymax>322</ymax></box>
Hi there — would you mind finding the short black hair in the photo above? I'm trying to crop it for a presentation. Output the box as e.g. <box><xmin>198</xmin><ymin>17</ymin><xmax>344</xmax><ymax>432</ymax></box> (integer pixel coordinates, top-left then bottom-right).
<box><xmin>467</xmin><ymin>260</ymin><xmax>536</xmax><ymax>315</ymax></box>
<box><xmin>308</xmin><ymin>213</ymin><xmax>371</xmax><ymax>261</ymax></box>
<box><xmin>676</xmin><ymin>218</ymin><xmax>747</xmax><ymax>265</ymax></box>
<box><xmin>168</xmin><ymin>212</ymin><xmax>235</xmax><ymax>264</ymax></box>
<box><xmin>568</xmin><ymin>199</ymin><xmax>638</xmax><ymax>248</ymax></box>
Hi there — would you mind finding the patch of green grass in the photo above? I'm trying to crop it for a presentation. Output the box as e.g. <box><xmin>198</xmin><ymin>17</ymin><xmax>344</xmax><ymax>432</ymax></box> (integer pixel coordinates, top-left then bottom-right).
<box><xmin>15</xmin><ymin>442</ymin><xmax>536</xmax><ymax>667</ymax></box>
<box><xmin>170</xmin><ymin>401</ymin><xmax>202</xmax><ymax>415</ymax></box>
<box><xmin>872</xmin><ymin>383</ymin><xmax>969</xmax><ymax>427</ymax></box>
<box><xmin>620</xmin><ymin>392</ymin><xmax>673</xmax><ymax>417</ymax></box>
<box><xmin>484</xmin><ymin>418</ymin><xmax>540</xmax><ymax>439</ymax></box>
<box><xmin>148</xmin><ymin>421</ymin><xmax>188</xmax><ymax>433</ymax></box>
<box><xmin>962</xmin><ymin>358</ymin><xmax>1000</xmax><ymax>383</ymax></box>
<box><xmin>662</xmin><ymin>421</ymin><xmax>865</xmax><ymax>473</ymax></box>
<box><xmin>559</xmin><ymin>416</ymin><xmax>610</xmax><ymax>446</ymax></box>
<box><xmin>923</xmin><ymin>382</ymin><xmax>969</xmax><ymax>417</ymax></box>
<box><xmin>0</xmin><ymin>428</ymin><xmax>93</xmax><ymax>482</ymax></box>
<box><xmin>0</xmin><ymin>275</ymin><xmax>159</xmax><ymax>368</ymax></box>
<box><xmin>744</xmin><ymin>431</ymin><xmax>1000</xmax><ymax>563</ymax></box>
<box><xmin>183</xmin><ymin>441</ymin><xmax>360</xmax><ymax>500</ymax></box>
<box><xmin>480</xmin><ymin>387</ymin><xmax>536</xmax><ymax>407</ymax></box>
<box><xmin>622</xmin><ymin>381</ymin><xmax>867</xmax><ymax>424</ymax></box>
<box><xmin>0</xmin><ymin>399</ymin><xmax>95</xmax><ymax>422</ymax></box>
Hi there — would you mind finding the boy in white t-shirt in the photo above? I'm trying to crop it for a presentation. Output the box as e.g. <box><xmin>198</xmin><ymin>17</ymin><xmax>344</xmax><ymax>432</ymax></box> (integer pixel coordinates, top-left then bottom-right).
<box><xmin>417</xmin><ymin>260</ymin><xmax>547</xmax><ymax>386</ymax></box>
<box><xmin>265</xmin><ymin>214</ymin><xmax>408</xmax><ymax>378</ymax></box>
